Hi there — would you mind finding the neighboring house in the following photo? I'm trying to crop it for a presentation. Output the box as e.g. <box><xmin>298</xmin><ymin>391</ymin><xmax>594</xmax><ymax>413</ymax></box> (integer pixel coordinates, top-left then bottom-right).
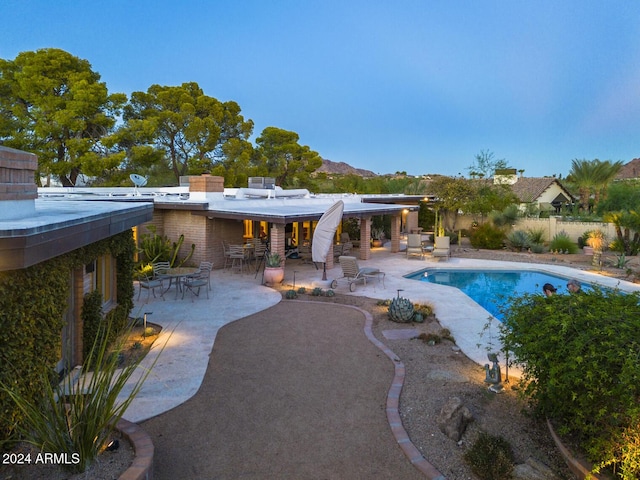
<box><xmin>493</xmin><ymin>169</ymin><xmax>574</xmax><ymax>213</ymax></box>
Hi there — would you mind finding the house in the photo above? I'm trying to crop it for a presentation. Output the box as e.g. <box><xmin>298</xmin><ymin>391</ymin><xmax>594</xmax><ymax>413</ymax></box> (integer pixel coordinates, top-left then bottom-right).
<box><xmin>493</xmin><ymin>169</ymin><xmax>574</xmax><ymax>213</ymax></box>
<box><xmin>0</xmin><ymin>146</ymin><xmax>153</xmax><ymax>390</ymax></box>
<box><xmin>42</xmin><ymin>176</ymin><xmax>419</xmax><ymax>271</ymax></box>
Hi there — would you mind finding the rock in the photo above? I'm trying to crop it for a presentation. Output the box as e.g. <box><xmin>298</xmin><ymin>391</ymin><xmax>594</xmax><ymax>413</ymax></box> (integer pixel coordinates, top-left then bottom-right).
<box><xmin>436</xmin><ymin>396</ymin><xmax>474</xmax><ymax>442</ymax></box>
<box><xmin>512</xmin><ymin>457</ymin><xmax>561</xmax><ymax>480</ymax></box>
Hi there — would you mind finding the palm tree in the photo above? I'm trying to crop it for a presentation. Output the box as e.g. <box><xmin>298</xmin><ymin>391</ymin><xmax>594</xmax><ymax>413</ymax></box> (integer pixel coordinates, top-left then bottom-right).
<box><xmin>592</xmin><ymin>159</ymin><xmax>623</xmax><ymax>204</ymax></box>
<box><xmin>568</xmin><ymin>159</ymin><xmax>598</xmax><ymax>212</ymax></box>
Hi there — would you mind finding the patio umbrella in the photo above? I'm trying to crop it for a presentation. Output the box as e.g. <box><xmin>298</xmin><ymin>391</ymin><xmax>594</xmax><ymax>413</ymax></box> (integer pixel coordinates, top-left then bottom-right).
<box><xmin>312</xmin><ymin>200</ymin><xmax>344</xmax><ymax>280</ymax></box>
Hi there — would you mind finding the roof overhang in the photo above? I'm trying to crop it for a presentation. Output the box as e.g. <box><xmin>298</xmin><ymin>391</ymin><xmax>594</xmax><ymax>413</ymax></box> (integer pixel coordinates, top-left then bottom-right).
<box><xmin>0</xmin><ymin>199</ymin><xmax>154</xmax><ymax>271</ymax></box>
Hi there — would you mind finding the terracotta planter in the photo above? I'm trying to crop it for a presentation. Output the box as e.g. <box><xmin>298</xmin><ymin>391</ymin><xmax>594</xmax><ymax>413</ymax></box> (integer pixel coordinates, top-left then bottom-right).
<box><xmin>583</xmin><ymin>246</ymin><xmax>594</xmax><ymax>255</ymax></box>
<box><xmin>263</xmin><ymin>266</ymin><xmax>284</xmax><ymax>285</ymax></box>
<box><xmin>371</xmin><ymin>239</ymin><xmax>383</xmax><ymax>248</ymax></box>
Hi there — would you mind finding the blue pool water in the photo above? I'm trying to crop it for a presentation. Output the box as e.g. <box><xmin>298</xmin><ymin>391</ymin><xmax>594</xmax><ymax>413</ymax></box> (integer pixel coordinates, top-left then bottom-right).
<box><xmin>405</xmin><ymin>269</ymin><xmax>586</xmax><ymax>320</ymax></box>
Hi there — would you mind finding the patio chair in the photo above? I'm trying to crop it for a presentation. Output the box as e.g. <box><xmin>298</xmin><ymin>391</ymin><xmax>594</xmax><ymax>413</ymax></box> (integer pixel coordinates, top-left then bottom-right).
<box><xmin>432</xmin><ymin>236</ymin><xmax>451</xmax><ymax>261</ymax></box>
<box><xmin>406</xmin><ymin>234</ymin><xmax>424</xmax><ymax>259</ymax></box>
<box><xmin>137</xmin><ymin>262</ymin><xmax>170</xmax><ymax>302</ymax></box>
<box><xmin>182</xmin><ymin>268</ymin><xmax>210</xmax><ymax>300</ymax></box>
<box><xmin>228</xmin><ymin>244</ymin><xmax>250</xmax><ymax>274</ymax></box>
<box><xmin>195</xmin><ymin>261</ymin><xmax>213</xmax><ymax>291</ymax></box>
<box><xmin>331</xmin><ymin>256</ymin><xmax>385</xmax><ymax>292</ymax></box>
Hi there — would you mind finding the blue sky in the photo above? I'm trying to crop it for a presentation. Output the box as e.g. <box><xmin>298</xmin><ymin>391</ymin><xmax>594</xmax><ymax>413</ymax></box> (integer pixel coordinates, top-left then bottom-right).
<box><xmin>2</xmin><ymin>1</ymin><xmax>640</xmax><ymax>178</ymax></box>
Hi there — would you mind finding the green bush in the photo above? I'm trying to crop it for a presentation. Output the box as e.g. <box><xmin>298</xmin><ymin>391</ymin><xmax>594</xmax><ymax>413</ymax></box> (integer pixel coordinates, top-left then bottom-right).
<box><xmin>505</xmin><ymin>229</ymin><xmax>530</xmax><ymax>251</ymax></box>
<box><xmin>464</xmin><ymin>432</ymin><xmax>514</xmax><ymax>480</ymax></box>
<box><xmin>470</xmin><ymin>223</ymin><xmax>505</xmax><ymax>249</ymax></box>
<box><xmin>549</xmin><ymin>231</ymin><xmax>578</xmax><ymax>253</ymax></box>
<box><xmin>499</xmin><ymin>288</ymin><xmax>640</xmax><ymax>478</ymax></box>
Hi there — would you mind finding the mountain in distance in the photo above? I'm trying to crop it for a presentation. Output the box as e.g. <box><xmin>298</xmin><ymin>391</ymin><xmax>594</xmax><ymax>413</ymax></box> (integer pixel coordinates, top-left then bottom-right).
<box><xmin>315</xmin><ymin>158</ymin><xmax>377</xmax><ymax>177</ymax></box>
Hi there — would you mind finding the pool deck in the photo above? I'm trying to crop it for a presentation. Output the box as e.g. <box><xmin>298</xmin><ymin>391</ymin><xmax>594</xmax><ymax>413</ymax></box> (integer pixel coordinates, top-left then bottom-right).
<box><xmin>121</xmin><ymin>246</ymin><xmax>640</xmax><ymax>424</ymax></box>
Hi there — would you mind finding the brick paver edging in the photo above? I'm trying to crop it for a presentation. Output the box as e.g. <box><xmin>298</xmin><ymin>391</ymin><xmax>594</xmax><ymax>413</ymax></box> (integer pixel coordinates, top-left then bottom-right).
<box><xmin>301</xmin><ymin>300</ymin><xmax>446</xmax><ymax>480</ymax></box>
<box><xmin>116</xmin><ymin>418</ymin><xmax>154</xmax><ymax>480</ymax></box>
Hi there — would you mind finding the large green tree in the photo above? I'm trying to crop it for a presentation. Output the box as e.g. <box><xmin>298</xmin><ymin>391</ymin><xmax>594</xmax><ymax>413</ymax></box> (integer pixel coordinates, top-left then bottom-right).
<box><xmin>119</xmin><ymin>82</ymin><xmax>254</xmax><ymax>183</ymax></box>
<box><xmin>0</xmin><ymin>48</ymin><xmax>126</xmax><ymax>186</ymax></box>
<box><xmin>254</xmin><ymin>127</ymin><xmax>322</xmax><ymax>188</ymax></box>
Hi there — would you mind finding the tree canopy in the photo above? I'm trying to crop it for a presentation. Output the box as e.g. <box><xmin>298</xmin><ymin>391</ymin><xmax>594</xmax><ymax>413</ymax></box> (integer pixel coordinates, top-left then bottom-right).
<box><xmin>567</xmin><ymin>158</ymin><xmax>623</xmax><ymax>212</ymax></box>
<box><xmin>467</xmin><ymin>149</ymin><xmax>509</xmax><ymax>178</ymax></box>
<box><xmin>119</xmin><ymin>82</ymin><xmax>254</xmax><ymax>183</ymax></box>
<box><xmin>254</xmin><ymin>127</ymin><xmax>322</xmax><ymax>188</ymax></box>
<box><xmin>0</xmin><ymin>48</ymin><xmax>126</xmax><ymax>186</ymax></box>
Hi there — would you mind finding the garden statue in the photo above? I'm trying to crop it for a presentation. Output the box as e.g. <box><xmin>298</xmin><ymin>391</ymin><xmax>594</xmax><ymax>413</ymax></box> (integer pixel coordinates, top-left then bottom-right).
<box><xmin>484</xmin><ymin>353</ymin><xmax>504</xmax><ymax>393</ymax></box>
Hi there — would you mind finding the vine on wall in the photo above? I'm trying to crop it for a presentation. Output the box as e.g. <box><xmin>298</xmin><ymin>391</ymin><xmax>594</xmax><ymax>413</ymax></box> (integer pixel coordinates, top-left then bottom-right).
<box><xmin>0</xmin><ymin>230</ymin><xmax>135</xmax><ymax>447</ymax></box>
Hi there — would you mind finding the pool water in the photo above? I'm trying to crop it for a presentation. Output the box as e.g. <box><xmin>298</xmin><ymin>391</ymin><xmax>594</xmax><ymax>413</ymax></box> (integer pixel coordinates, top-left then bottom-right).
<box><xmin>405</xmin><ymin>269</ymin><xmax>582</xmax><ymax>320</ymax></box>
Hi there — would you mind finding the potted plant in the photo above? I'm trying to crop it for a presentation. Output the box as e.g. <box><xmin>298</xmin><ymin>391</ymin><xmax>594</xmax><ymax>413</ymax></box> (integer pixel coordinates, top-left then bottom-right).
<box><xmin>371</xmin><ymin>228</ymin><xmax>384</xmax><ymax>248</ymax></box>
<box><xmin>263</xmin><ymin>252</ymin><xmax>284</xmax><ymax>285</ymax></box>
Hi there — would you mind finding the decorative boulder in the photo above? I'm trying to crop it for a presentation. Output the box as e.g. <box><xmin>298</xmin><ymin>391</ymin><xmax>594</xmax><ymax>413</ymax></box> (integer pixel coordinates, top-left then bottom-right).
<box><xmin>437</xmin><ymin>396</ymin><xmax>474</xmax><ymax>442</ymax></box>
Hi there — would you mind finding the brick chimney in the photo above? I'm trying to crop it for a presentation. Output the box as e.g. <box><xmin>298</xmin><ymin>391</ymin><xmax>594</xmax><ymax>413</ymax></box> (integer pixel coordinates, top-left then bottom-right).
<box><xmin>0</xmin><ymin>146</ymin><xmax>37</xmax><ymax>221</ymax></box>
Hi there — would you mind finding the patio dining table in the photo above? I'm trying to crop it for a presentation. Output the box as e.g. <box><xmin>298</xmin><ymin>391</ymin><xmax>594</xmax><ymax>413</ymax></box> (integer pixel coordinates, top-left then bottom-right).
<box><xmin>162</xmin><ymin>267</ymin><xmax>199</xmax><ymax>298</ymax></box>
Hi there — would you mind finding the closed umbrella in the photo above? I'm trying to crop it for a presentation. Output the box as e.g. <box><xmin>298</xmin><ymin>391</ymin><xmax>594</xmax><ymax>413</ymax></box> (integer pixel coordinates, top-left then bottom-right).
<box><xmin>312</xmin><ymin>200</ymin><xmax>344</xmax><ymax>280</ymax></box>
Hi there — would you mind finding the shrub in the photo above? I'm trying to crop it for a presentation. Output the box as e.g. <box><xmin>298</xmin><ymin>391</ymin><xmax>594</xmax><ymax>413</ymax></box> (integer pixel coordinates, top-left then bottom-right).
<box><xmin>311</xmin><ymin>287</ymin><xmax>323</xmax><ymax>296</ymax></box>
<box><xmin>499</xmin><ymin>288</ymin><xmax>640</xmax><ymax>477</ymax></box>
<box><xmin>0</xmin><ymin>319</ymin><xmax>165</xmax><ymax>473</ymax></box>
<box><xmin>469</xmin><ymin>223</ymin><xmax>505</xmax><ymax>249</ymax></box>
<box><xmin>505</xmin><ymin>229</ymin><xmax>530</xmax><ymax>251</ymax></box>
<box><xmin>527</xmin><ymin>227</ymin><xmax>546</xmax><ymax>245</ymax></box>
<box><xmin>285</xmin><ymin>289</ymin><xmax>297</xmax><ymax>299</ymax></box>
<box><xmin>464</xmin><ymin>432</ymin><xmax>514</xmax><ymax>480</ymax></box>
<box><xmin>529</xmin><ymin>243</ymin><xmax>545</xmax><ymax>254</ymax></box>
<box><xmin>549</xmin><ymin>231</ymin><xmax>578</xmax><ymax>253</ymax></box>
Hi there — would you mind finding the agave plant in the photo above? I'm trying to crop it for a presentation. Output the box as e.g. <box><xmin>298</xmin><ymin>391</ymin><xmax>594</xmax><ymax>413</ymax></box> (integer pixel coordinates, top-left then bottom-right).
<box><xmin>388</xmin><ymin>296</ymin><xmax>415</xmax><ymax>323</ymax></box>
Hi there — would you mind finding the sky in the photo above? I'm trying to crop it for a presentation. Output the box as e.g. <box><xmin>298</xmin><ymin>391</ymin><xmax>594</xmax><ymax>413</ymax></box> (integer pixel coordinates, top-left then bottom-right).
<box><xmin>2</xmin><ymin>1</ymin><xmax>640</xmax><ymax>178</ymax></box>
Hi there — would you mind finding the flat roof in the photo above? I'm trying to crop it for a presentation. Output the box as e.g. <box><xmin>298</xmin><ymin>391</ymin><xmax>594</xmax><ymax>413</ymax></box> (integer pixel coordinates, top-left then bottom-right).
<box><xmin>39</xmin><ymin>187</ymin><xmax>419</xmax><ymax>224</ymax></box>
<box><xmin>0</xmin><ymin>198</ymin><xmax>154</xmax><ymax>271</ymax></box>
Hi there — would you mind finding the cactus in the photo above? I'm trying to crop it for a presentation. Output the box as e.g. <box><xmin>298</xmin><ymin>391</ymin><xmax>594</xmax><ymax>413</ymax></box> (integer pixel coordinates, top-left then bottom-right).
<box><xmin>297</xmin><ymin>286</ymin><xmax>307</xmax><ymax>294</ymax></box>
<box><xmin>311</xmin><ymin>287</ymin><xmax>323</xmax><ymax>296</ymax></box>
<box><xmin>388</xmin><ymin>296</ymin><xmax>415</xmax><ymax>323</ymax></box>
<box><xmin>325</xmin><ymin>289</ymin><xmax>335</xmax><ymax>297</ymax></box>
<box><xmin>413</xmin><ymin>313</ymin><xmax>424</xmax><ymax>323</ymax></box>
<box><xmin>285</xmin><ymin>289</ymin><xmax>298</xmax><ymax>299</ymax></box>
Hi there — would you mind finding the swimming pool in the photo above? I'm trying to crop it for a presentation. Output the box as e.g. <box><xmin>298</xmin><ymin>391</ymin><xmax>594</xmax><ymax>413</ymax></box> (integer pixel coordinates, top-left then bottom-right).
<box><xmin>405</xmin><ymin>269</ymin><xmax>584</xmax><ymax>320</ymax></box>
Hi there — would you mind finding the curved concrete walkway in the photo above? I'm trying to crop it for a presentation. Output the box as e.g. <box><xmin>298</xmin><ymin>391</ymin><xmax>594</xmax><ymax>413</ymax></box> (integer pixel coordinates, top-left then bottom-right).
<box><xmin>140</xmin><ymin>301</ymin><xmax>437</xmax><ymax>479</ymax></box>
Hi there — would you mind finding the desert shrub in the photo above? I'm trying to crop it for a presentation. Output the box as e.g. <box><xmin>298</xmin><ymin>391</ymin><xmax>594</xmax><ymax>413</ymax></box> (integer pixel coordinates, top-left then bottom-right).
<box><xmin>0</xmin><ymin>318</ymin><xmax>165</xmax><ymax>473</ymax></box>
<box><xmin>469</xmin><ymin>223</ymin><xmax>504</xmax><ymax>249</ymax></box>
<box><xmin>529</xmin><ymin>243</ymin><xmax>545</xmax><ymax>254</ymax></box>
<box><xmin>311</xmin><ymin>287</ymin><xmax>323</xmax><ymax>296</ymax></box>
<box><xmin>464</xmin><ymin>432</ymin><xmax>514</xmax><ymax>480</ymax></box>
<box><xmin>549</xmin><ymin>231</ymin><xmax>578</xmax><ymax>253</ymax></box>
<box><xmin>527</xmin><ymin>227</ymin><xmax>546</xmax><ymax>245</ymax></box>
<box><xmin>505</xmin><ymin>229</ymin><xmax>530</xmax><ymax>251</ymax></box>
<box><xmin>285</xmin><ymin>289</ymin><xmax>297</xmax><ymax>299</ymax></box>
<box><xmin>499</xmin><ymin>288</ymin><xmax>640</xmax><ymax>478</ymax></box>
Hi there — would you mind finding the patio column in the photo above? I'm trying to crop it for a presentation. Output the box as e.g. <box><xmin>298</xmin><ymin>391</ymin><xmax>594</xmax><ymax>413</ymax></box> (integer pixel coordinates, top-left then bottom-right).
<box><xmin>360</xmin><ymin>217</ymin><xmax>371</xmax><ymax>260</ymax></box>
<box><xmin>390</xmin><ymin>214</ymin><xmax>401</xmax><ymax>253</ymax></box>
<box><xmin>270</xmin><ymin>223</ymin><xmax>286</xmax><ymax>262</ymax></box>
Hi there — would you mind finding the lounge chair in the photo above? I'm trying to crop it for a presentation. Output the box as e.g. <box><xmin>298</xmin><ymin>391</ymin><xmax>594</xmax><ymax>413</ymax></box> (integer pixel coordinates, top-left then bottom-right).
<box><xmin>331</xmin><ymin>256</ymin><xmax>385</xmax><ymax>292</ymax></box>
<box><xmin>406</xmin><ymin>234</ymin><xmax>424</xmax><ymax>259</ymax></box>
<box><xmin>432</xmin><ymin>236</ymin><xmax>451</xmax><ymax>261</ymax></box>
